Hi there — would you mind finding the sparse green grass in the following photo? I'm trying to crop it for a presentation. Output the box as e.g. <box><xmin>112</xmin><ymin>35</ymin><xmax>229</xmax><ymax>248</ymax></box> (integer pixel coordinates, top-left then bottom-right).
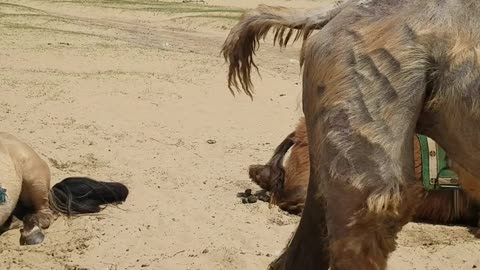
<box><xmin>51</xmin><ymin>0</ymin><xmax>243</xmax><ymax>15</ymax></box>
<box><xmin>68</xmin><ymin>0</ymin><xmax>245</xmax><ymax>25</ymax></box>
<box><xmin>184</xmin><ymin>13</ymin><xmax>241</xmax><ymax>20</ymax></box>
<box><xmin>1</xmin><ymin>22</ymin><xmax>105</xmax><ymax>38</ymax></box>
<box><xmin>0</xmin><ymin>2</ymin><xmax>49</xmax><ymax>15</ymax></box>
<box><xmin>1</xmin><ymin>0</ymin><xmax>244</xmax><ymax>18</ymax></box>
<box><xmin>0</xmin><ymin>0</ymin><xmax>242</xmax><ymax>39</ymax></box>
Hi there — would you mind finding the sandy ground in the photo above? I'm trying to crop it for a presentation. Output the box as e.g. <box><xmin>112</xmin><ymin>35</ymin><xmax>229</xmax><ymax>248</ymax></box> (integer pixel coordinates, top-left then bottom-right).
<box><xmin>0</xmin><ymin>0</ymin><xmax>479</xmax><ymax>269</ymax></box>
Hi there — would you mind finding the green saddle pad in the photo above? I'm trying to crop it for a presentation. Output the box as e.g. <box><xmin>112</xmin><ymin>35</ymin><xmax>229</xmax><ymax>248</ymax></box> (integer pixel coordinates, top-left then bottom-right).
<box><xmin>416</xmin><ymin>134</ymin><xmax>459</xmax><ymax>190</ymax></box>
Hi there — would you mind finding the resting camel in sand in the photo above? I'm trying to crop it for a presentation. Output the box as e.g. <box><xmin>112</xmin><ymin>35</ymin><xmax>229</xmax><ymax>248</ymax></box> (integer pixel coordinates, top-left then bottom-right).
<box><xmin>248</xmin><ymin>117</ymin><xmax>480</xmax><ymax>231</ymax></box>
<box><xmin>222</xmin><ymin>1</ymin><xmax>480</xmax><ymax>269</ymax></box>
<box><xmin>0</xmin><ymin>132</ymin><xmax>128</xmax><ymax>245</ymax></box>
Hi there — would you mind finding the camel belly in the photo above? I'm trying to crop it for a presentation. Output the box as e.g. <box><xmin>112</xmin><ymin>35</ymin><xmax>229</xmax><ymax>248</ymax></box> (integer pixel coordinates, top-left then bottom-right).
<box><xmin>0</xmin><ymin>148</ymin><xmax>22</xmax><ymax>225</ymax></box>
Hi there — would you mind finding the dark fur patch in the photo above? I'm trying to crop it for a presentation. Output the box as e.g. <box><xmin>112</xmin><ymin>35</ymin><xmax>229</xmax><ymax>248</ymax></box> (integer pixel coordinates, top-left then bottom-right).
<box><xmin>346</xmin><ymin>49</ymin><xmax>358</xmax><ymax>67</ymax></box>
<box><xmin>352</xmin><ymin>55</ymin><xmax>398</xmax><ymax>110</ymax></box>
<box><xmin>357</xmin><ymin>53</ymin><xmax>382</xmax><ymax>79</ymax></box>
<box><xmin>322</xmin><ymin>110</ymin><xmax>386</xmax><ymax>185</ymax></box>
<box><xmin>378</xmin><ymin>75</ymin><xmax>399</xmax><ymax>103</ymax></box>
<box><xmin>345</xmin><ymin>29</ymin><xmax>364</xmax><ymax>44</ymax></box>
<box><xmin>49</xmin><ymin>177</ymin><xmax>129</xmax><ymax>216</ymax></box>
<box><xmin>317</xmin><ymin>84</ymin><xmax>326</xmax><ymax>96</ymax></box>
<box><xmin>402</xmin><ymin>24</ymin><xmax>417</xmax><ymax>41</ymax></box>
<box><xmin>371</xmin><ymin>48</ymin><xmax>402</xmax><ymax>73</ymax></box>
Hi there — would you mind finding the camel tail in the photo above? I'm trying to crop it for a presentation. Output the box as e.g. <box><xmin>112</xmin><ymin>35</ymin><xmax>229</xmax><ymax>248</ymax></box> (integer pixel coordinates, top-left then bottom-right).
<box><xmin>268</xmin><ymin>131</ymin><xmax>296</xmax><ymax>168</ymax></box>
<box><xmin>48</xmin><ymin>177</ymin><xmax>129</xmax><ymax>216</ymax></box>
<box><xmin>267</xmin><ymin>131</ymin><xmax>296</xmax><ymax>196</ymax></box>
<box><xmin>221</xmin><ymin>3</ymin><xmax>346</xmax><ymax>97</ymax></box>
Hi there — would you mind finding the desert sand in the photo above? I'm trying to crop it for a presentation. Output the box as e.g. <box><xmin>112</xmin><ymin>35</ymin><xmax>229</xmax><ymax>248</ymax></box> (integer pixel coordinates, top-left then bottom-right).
<box><xmin>0</xmin><ymin>0</ymin><xmax>479</xmax><ymax>269</ymax></box>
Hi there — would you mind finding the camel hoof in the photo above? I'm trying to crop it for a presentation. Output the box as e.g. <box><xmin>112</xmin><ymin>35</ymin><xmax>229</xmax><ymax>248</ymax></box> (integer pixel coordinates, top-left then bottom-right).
<box><xmin>20</xmin><ymin>226</ymin><xmax>45</xmax><ymax>245</ymax></box>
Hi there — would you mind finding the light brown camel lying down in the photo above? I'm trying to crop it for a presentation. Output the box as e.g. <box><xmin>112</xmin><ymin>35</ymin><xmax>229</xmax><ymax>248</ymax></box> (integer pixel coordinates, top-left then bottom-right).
<box><xmin>0</xmin><ymin>132</ymin><xmax>129</xmax><ymax>245</ymax></box>
<box><xmin>248</xmin><ymin>117</ymin><xmax>480</xmax><ymax>233</ymax></box>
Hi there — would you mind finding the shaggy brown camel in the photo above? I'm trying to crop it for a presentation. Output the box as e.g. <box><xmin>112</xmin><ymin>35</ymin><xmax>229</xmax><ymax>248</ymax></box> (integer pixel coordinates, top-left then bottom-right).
<box><xmin>0</xmin><ymin>132</ymin><xmax>128</xmax><ymax>245</ymax></box>
<box><xmin>249</xmin><ymin>117</ymin><xmax>479</xmax><ymax>229</ymax></box>
<box><xmin>222</xmin><ymin>1</ymin><xmax>480</xmax><ymax>269</ymax></box>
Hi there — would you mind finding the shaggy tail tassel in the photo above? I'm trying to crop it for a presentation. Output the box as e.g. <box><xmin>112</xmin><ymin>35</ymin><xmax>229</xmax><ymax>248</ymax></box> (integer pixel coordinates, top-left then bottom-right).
<box><xmin>49</xmin><ymin>177</ymin><xmax>129</xmax><ymax>216</ymax></box>
<box><xmin>221</xmin><ymin>3</ymin><xmax>346</xmax><ymax>97</ymax></box>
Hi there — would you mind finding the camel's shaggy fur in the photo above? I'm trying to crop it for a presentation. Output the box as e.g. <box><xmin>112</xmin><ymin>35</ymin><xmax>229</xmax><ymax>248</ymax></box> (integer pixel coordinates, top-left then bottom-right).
<box><xmin>249</xmin><ymin>117</ymin><xmax>480</xmax><ymax>228</ymax></box>
<box><xmin>222</xmin><ymin>1</ymin><xmax>480</xmax><ymax>269</ymax></box>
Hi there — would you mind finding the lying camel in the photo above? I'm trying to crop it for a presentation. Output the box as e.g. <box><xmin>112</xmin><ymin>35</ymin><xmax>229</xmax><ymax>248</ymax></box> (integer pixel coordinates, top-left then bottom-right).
<box><xmin>249</xmin><ymin>117</ymin><xmax>479</xmax><ymax>230</ymax></box>
<box><xmin>0</xmin><ymin>132</ymin><xmax>128</xmax><ymax>245</ymax></box>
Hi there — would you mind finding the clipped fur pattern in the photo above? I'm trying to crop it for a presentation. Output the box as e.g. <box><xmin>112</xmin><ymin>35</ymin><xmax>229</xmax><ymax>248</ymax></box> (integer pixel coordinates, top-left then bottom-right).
<box><xmin>224</xmin><ymin>1</ymin><xmax>480</xmax><ymax>269</ymax></box>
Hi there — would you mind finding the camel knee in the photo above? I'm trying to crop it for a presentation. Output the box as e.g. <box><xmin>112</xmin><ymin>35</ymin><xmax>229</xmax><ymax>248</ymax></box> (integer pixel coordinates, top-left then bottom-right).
<box><xmin>327</xmin><ymin>208</ymin><xmax>400</xmax><ymax>270</ymax></box>
<box><xmin>325</xmin><ymin>181</ymin><xmax>421</xmax><ymax>270</ymax></box>
<box><xmin>328</xmin><ymin>226</ymin><xmax>393</xmax><ymax>270</ymax></box>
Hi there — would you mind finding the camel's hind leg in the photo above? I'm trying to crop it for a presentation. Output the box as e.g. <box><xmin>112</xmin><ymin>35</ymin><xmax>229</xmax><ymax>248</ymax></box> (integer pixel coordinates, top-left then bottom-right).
<box><xmin>18</xmin><ymin>158</ymin><xmax>56</xmax><ymax>245</ymax></box>
<box><xmin>19</xmin><ymin>181</ymin><xmax>55</xmax><ymax>230</ymax></box>
<box><xmin>325</xmin><ymin>181</ymin><xmax>422</xmax><ymax>269</ymax></box>
<box><xmin>305</xmin><ymin>100</ymin><xmax>424</xmax><ymax>269</ymax></box>
<box><xmin>269</xmin><ymin>193</ymin><xmax>330</xmax><ymax>269</ymax></box>
<box><xmin>300</xmin><ymin>114</ymin><xmax>425</xmax><ymax>270</ymax></box>
<box><xmin>273</xmin><ymin>24</ymin><xmax>428</xmax><ymax>269</ymax></box>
